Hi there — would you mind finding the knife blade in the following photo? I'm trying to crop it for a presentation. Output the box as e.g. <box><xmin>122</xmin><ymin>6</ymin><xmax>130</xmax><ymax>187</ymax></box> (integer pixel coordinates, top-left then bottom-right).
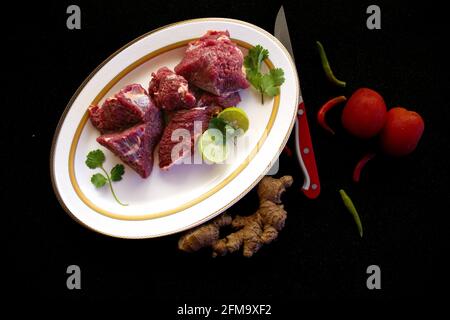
<box><xmin>274</xmin><ymin>5</ymin><xmax>321</xmax><ymax>199</ymax></box>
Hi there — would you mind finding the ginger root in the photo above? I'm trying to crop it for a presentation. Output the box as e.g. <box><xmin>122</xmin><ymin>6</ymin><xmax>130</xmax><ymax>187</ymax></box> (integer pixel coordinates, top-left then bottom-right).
<box><xmin>178</xmin><ymin>175</ymin><xmax>293</xmax><ymax>257</ymax></box>
<box><xmin>177</xmin><ymin>214</ymin><xmax>232</xmax><ymax>252</ymax></box>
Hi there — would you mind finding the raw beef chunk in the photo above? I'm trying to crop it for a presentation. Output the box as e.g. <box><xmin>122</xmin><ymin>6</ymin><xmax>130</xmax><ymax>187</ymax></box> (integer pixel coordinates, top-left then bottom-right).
<box><xmin>148</xmin><ymin>67</ymin><xmax>196</xmax><ymax>111</ymax></box>
<box><xmin>116</xmin><ymin>83</ymin><xmax>154</xmax><ymax>118</ymax></box>
<box><xmin>174</xmin><ymin>30</ymin><xmax>249</xmax><ymax>96</ymax></box>
<box><xmin>158</xmin><ymin>106</ymin><xmax>221</xmax><ymax>170</ymax></box>
<box><xmin>197</xmin><ymin>91</ymin><xmax>241</xmax><ymax>108</ymax></box>
<box><xmin>89</xmin><ymin>98</ymin><xmax>132</xmax><ymax>133</ymax></box>
<box><xmin>96</xmin><ymin>112</ymin><xmax>163</xmax><ymax>178</ymax></box>
<box><xmin>190</xmin><ymin>85</ymin><xmax>241</xmax><ymax>108</ymax></box>
<box><xmin>89</xmin><ymin>84</ymin><xmax>155</xmax><ymax>133</ymax></box>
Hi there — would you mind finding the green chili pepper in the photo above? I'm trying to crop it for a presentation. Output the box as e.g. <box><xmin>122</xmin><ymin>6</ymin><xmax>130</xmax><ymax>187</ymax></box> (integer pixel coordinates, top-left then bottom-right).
<box><xmin>316</xmin><ymin>41</ymin><xmax>346</xmax><ymax>87</ymax></box>
<box><xmin>339</xmin><ymin>189</ymin><xmax>363</xmax><ymax>237</ymax></box>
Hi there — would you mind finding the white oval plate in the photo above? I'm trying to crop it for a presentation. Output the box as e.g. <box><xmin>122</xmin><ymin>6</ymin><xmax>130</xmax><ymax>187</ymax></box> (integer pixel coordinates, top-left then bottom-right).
<box><xmin>51</xmin><ymin>18</ymin><xmax>299</xmax><ymax>238</ymax></box>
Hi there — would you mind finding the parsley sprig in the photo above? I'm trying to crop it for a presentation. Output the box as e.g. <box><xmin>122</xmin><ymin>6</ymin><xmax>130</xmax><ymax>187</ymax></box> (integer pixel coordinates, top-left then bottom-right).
<box><xmin>244</xmin><ymin>45</ymin><xmax>285</xmax><ymax>104</ymax></box>
<box><xmin>85</xmin><ymin>149</ymin><xmax>127</xmax><ymax>206</ymax></box>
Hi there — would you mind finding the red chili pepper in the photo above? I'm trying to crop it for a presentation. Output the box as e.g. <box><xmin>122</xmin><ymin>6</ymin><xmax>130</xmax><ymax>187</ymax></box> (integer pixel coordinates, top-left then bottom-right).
<box><xmin>317</xmin><ymin>96</ymin><xmax>347</xmax><ymax>134</ymax></box>
<box><xmin>283</xmin><ymin>145</ymin><xmax>293</xmax><ymax>157</ymax></box>
<box><xmin>353</xmin><ymin>152</ymin><xmax>376</xmax><ymax>183</ymax></box>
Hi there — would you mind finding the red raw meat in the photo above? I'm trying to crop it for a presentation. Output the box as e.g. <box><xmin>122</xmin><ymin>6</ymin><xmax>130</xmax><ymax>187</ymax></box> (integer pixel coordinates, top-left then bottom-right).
<box><xmin>190</xmin><ymin>85</ymin><xmax>241</xmax><ymax>108</ymax></box>
<box><xmin>96</xmin><ymin>115</ymin><xmax>163</xmax><ymax>178</ymax></box>
<box><xmin>148</xmin><ymin>67</ymin><xmax>196</xmax><ymax>111</ymax></box>
<box><xmin>89</xmin><ymin>84</ymin><xmax>155</xmax><ymax>133</ymax></box>
<box><xmin>197</xmin><ymin>91</ymin><xmax>241</xmax><ymax>108</ymax></box>
<box><xmin>158</xmin><ymin>106</ymin><xmax>221</xmax><ymax>170</ymax></box>
<box><xmin>174</xmin><ymin>30</ymin><xmax>249</xmax><ymax>96</ymax></box>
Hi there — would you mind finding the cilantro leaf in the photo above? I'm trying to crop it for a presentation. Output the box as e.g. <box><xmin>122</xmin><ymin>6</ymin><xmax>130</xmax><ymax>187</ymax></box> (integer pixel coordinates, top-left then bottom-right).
<box><xmin>243</xmin><ymin>45</ymin><xmax>285</xmax><ymax>104</ymax></box>
<box><xmin>246</xmin><ymin>69</ymin><xmax>262</xmax><ymax>91</ymax></box>
<box><xmin>110</xmin><ymin>164</ymin><xmax>125</xmax><ymax>182</ymax></box>
<box><xmin>208</xmin><ymin>117</ymin><xmax>239</xmax><ymax>144</ymax></box>
<box><xmin>244</xmin><ymin>45</ymin><xmax>269</xmax><ymax>71</ymax></box>
<box><xmin>268</xmin><ymin>68</ymin><xmax>285</xmax><ymax>87</ymax></box>
<box><xmin>262</xmin><ymin>84</ymin><xmax>280</xmax><ymax>97</ymax></box>
<box><xmin>260</xmin><ymin>68</ymin><xmax>285</xmax><ymax>97</ymax></box>
<box><xmin>209</xmin><ymin>117</ymin><xmax>228</xmax><ymax>136</ymax></box>
<box><xmin>85</xmin><ymin>149</ymin><xmax>128</xmax><ymax>206</ymax></box>
<box><xmin>85</xmin><ymin>149</ymin><xmax>105</xmax><ymax>169</ymax></box>
<box><xmin>91</xmin><ymin>173</ymin><xmax>107</xmax><ymax>188</ymax></box>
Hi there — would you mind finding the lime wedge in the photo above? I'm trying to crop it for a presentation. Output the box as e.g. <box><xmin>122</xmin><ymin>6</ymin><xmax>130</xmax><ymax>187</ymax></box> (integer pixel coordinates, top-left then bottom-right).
<box><xmin>198</xmin><ymin>129</ymin><xmax>228</xmax><ymax>164</ymax></box>
<box><xmin>217</xmin><ymin>107</ymin><xmax>250</xmax><ymax>133</ymax></box>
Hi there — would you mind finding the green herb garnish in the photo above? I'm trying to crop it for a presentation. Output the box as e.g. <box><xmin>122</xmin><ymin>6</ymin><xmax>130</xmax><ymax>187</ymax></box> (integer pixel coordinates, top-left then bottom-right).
<box><xmin>85</xmin><ymin>149</ymin><xmax>127</xmax><ymax>206</ymax></box>
<box><xmin>244</xmin><ymin>45</ymin><xmax>285</xmax><ymax>104</ymax></box>
<box><xmin>208</xmin><ymin>117</ymin><xmax>228</xmax><ymax>136</ymax></box>
<box><xmin>85</xmin><ymin>149</ymin><xmax>105</xmax><ymax>169</ymax></box>
<box><xmin>91</xmin><ymin>173</ymin><xmax>107</xmax><ymax>188</ymax></box>
<box><xmin>110</xmin><ymin>164</ymin><xmax>125</xmax><ymax>182</ymax></box>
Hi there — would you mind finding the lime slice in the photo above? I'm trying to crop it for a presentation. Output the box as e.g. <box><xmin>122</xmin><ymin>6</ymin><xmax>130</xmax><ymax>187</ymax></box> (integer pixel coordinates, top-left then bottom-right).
<box><xmin>198</xmin><ymin>129</ymin><xmax>228</xmax><ymax>164</ymax></box>
<box><xmin>217</xmin><ymin>107</ymin><xmax>250</xmax><ymax>133</ymax></box>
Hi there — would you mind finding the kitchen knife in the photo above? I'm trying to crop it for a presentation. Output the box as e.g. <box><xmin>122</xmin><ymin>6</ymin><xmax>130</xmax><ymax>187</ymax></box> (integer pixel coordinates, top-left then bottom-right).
<box><xmin>274</xmin><ymin>5</ymin><xmax>321</xmax><ymax>199</ymax></box>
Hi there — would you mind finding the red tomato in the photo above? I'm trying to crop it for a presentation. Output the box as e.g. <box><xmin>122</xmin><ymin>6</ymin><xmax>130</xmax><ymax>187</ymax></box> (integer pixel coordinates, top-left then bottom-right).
<box><xmin>380</xmin><ymin>107</ymin><xmax>424</xmax><ymax>156</ymax></box>
<box><xmin>341</xmin><ymin>88</ymin><xmax>387</xmax><ymax>139</ymax></box>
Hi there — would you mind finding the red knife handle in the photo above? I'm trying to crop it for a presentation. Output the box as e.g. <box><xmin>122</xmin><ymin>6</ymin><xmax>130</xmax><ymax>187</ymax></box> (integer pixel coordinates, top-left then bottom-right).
<box><xmin>297</xmin><ymin>102</ymin><xmax>321</xmax><ymax>199</ymax></box>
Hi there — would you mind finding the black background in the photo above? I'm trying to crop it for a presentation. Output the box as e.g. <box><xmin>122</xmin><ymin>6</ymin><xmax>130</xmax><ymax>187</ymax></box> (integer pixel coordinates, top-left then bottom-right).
<box><xmin>5</xmin><ymin>0</ymin><xmax>446</xmax><ymax>307</ymax></box>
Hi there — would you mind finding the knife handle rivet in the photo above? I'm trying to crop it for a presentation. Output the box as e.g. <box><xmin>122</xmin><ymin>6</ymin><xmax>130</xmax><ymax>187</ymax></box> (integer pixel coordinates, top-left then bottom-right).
<box><xmin>303</xmin><ymin>147</ymin><xmax>310</xmax><ymax>154</ymax></box>
<box><xmin>298</xmin><ymin>109</ymin><xmax>304</xmax><ymax>116</ymax></box>
<box><xmin>311</xmin><ymin>183</ymin><xmax>318</xmax><ymax>190</ymax></box>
